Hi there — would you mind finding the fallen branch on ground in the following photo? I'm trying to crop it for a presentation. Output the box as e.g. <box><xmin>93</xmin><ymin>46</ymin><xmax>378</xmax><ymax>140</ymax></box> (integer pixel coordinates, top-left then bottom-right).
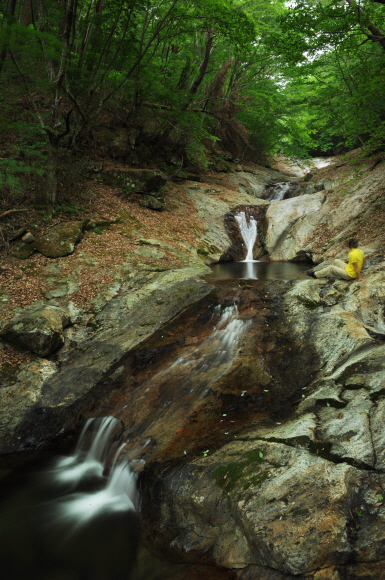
<box><xmin>0</xmin><ymin>209</ymin><xmax>29</xmax><ymax>220</ymax></box>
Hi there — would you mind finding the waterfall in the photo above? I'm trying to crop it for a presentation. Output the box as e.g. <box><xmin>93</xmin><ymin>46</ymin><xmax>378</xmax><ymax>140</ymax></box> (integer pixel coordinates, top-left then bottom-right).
<box><xmin>139</xmin><ymin>305</ymin><xmax>251</xmax><ymax>407</ymax></box>
<box><xmin>267</xmin><ymin>182</ymin><xmax>293</xmax><ymax>202</ymax></box>
<box><xmin>53</xmin><ymin>416</ymin><xmax>122</xmax><ymax>485</ymax></box>
<box><xmin>234</xmin><ymin>211</ymin><xmax>257</xmax><ymax>262</ymax></box>
<box><xmin>48</xmin><ymin>416</ymin><xmax>137</xmax><ymax>526</ymax></box>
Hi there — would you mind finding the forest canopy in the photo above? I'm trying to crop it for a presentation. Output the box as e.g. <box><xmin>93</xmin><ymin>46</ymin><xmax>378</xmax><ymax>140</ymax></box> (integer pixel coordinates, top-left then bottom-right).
<box><xmin>0</xmin><ymin>0</ymin><xmax>384</xmax><ymax>212</ymax></box>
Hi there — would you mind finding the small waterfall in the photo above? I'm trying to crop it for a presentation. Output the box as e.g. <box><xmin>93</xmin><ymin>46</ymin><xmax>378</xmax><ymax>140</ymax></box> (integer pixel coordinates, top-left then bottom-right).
<box><xmin>138</xmin><ymin>305</ymin><xmax>251</xmax><ymax>409</ymax></box>
<box><xmin>234</xmin><ymin>211</ymin><xmax>257</xmax><ymax>261</ymax></box>
<box><xmin>48</xmin><ymin>416</ymin><xmax>137</xmax><ymax>526</ymax></box>
<box><xmin>267</xmin><ymin>182</ymin><xmax>294</xmax><ymax>202</ymax></box>
<box><xmin>53</xmin><ymin>416</ymin><xmax>122</xmax><ymax>485</ymax></box>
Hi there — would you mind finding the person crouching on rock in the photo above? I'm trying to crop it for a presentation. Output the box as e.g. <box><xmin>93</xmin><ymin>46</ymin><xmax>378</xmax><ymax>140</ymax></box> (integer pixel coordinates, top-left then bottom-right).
<box><xmin>307</xmin><ymin>238</ymin><xmax>366</xmax><ymax>282</ymax></box>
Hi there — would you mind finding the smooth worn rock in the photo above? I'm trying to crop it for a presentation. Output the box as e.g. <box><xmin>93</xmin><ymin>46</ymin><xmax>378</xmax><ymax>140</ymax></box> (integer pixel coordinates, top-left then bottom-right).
<box><xmin>21</xmin><ymin>232</ymin><xmax>35</xmax><ymax>244</ymax></box>
<box><xmin>35</xmin><ymin>221</ymin><xmax>86</xmax><ymax>258</ymax></box>
<box><xmin>317</xmin><ymin>389</ymin><xmax>375</xmax><ymax>467</ymax></box>
<box><xmin>0</xmin><ymin>306</ymin><xmax>72</xmax><ymax>356</ymax></box>
<box><xmin>265</xmin><ymin>192</ymin><xmax>325</xmax><ymax>261</ymax></box>
<box><xmin>143</xmin><ymin>440</ymin><xmax>361</xmax><ymax>575</ymax></box>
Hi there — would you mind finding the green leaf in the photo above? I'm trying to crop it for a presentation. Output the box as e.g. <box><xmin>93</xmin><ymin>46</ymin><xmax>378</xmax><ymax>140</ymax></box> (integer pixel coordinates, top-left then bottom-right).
<box><xmin>357</xmin><ymin>511</ymin><xmax>364</xmax><ymax>517</ymax></box>
<box><xmin>259</xmin><ymin>451</ymin><xmax>263</xmax><ymax>458</ymax></box>
<box><xmin>378</xmin><ymin>494</ymin><xmax>384</xmax><ymax>501</ymax></box>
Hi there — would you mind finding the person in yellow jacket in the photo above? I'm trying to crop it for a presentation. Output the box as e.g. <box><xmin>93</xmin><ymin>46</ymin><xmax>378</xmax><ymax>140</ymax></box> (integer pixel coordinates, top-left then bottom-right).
<box><xmin>307</xmin><ymin>239</ymin><xmax>366</xmax><ymax>282</ymax></box>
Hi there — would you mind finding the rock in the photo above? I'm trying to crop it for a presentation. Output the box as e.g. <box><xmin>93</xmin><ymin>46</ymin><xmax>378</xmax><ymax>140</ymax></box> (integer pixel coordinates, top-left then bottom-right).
<box><xmin>21</xmin><ymin>232</ymin><xmax>35</xmax><ymax>244</ymax></box>
<box><xmin>0</xmin><ymin>267</ymin><xmax>212</xmax><ymax>453</ymax></box>
<box><xmin>265</xmin><ymin>192</ymin><xmax>326</xmax><ymax>261</ymax></box>
<box><xmin>141</xmin><ymin>175</ymin><xmax>167</xmax><ymax>193</ymax></box>
<box><xmin>9</xmin><ymin>227</ymin><xmax>27</xmax><ymax>242</ymax></box>
<box><xmin>142</xmin><ymin>440</ymin><xmax>361</xmax><ymax>575</ymax></box>
<box><xmin>11</xmin><ymin>241</ymin><xmax>37</xmax><ymax>259</ymax></box>
<box><xmin>370</xmin><ymin>399</ymin><xmax>385</xmax><ymax>471</ymax></box>
<box><xmin>236</xmin><ymin>566</ymin><xmax>297</xmax><ymax>579</ymax></box>
<box><xmin>139</xmin><ymin>194</ymin><xmax>166</xmax><ymax>211</ymax></box>
<box><xmin>228</xmin><ymin>171</ymin><xmax>269</xmax><ymax>198</ymax></box>
<box><xmin>134</xmin><ymin>246</ymin><xmax>165</xmax><ymax>260</ymax></box>
<box><xmin>0</xmin><ymin>359</ymin><xmax>58</xmax><ymax>448</ymax></box>
<box><xmin>35</xmin><ymin>221</ymin><xmax>87</xmax><ymax>258</ymax></box>
<box><xmin>286</xmin><ymin>279</ymin><xmax>325</xmax><ymax>308</ymax></box>
<box><xmin>0</xmin><ymin>306</ymin><xmax>72</xmax><ymax>356</ymax></box>
<box><xmin>317</xmin><ymin>389</ymin><xmax>375</xmax><ymax>467</ymax></box>
<box><xmin>183</xmin><ymin>184</ymin><xmax>268</xmax><ymax>264</ymax></box>
<box><xmin>42</xmin><ymin>277</ymin><xmax>80</xmax><ymax>300</ymax></box>
<box><xmin>100</xmin><ymin>168</ymin><xmax>167</xmax><ymax>193</ymax></box>
<box><xmin>256</xmin><ymin>413</ymin><xmax>317</xmax><ymax>447</ymax></box>
<box><xmin>297</xmin><ymin>380</ymin><xmax>344</xmax><ymax>414</ymax></box>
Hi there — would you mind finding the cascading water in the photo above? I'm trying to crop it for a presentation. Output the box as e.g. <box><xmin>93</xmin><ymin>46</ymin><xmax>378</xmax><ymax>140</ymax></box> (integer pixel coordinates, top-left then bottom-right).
<box><xmin>267</xmin><ymin>182</ymin><xmax>294</xmax><ymax>202</ymax></box>
<box><xmin>49</xmin><ymin>416</ymin><xmax>137</xmax><ymax>525</ymax></box>
<box><xmin>0</xmin><ymin>416</ymin><xmax>138</xmax><ymax>580</ymax></box>
<box><xmin>154</xmin><ymin>304</ymin><xmax>251</xmax><ymax>393</ymax></box>
<box><xmin>234</xmin><ymin>211</ymin><xmax>257</xmax><ymax>261</ymax></box>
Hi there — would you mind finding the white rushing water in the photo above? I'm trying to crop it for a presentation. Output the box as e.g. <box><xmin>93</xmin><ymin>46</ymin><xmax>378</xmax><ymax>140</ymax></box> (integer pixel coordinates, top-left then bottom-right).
<box><xmin>48</xmin><ymin>416</ymin><xmax>137</xmax><ymax>528</ymax></box>
<box><xmin>141</xmin><ymin>305</ymin><xmax>251</xmax><ymax>401</ymax></box>
<box><xmin>234</xmin><ymin>211</ymin><xmax>257</xmax><ymax>261</ymax></box>
<box><xmin>312</xmin><ymin>157</ymin><xmax>336</xmax><ymax>169</ymax></box>
<box><xmin>267</xmin><ymin>182</ymin><xmax>293</xmax><ymax>202</ymax></box>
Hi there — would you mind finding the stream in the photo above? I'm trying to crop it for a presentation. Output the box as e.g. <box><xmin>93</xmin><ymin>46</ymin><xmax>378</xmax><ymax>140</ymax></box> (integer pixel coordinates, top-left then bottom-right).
<box><xmin>0</xmin><ymin>210</ymin><xmax>312</xmax><ymax>580</ymax></box>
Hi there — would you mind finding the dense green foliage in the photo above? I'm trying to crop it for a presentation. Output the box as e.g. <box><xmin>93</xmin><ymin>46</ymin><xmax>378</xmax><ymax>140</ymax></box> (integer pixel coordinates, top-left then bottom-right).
<box><xmin>0</xmin><ymin>0</ymin><xmax>384</xmax><ymax>212</ymax></box>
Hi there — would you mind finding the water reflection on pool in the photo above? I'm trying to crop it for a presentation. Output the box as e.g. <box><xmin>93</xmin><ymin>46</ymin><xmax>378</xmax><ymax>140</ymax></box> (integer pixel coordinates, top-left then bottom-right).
<box><xmin>206</xmin><ymin>261</ymin><xmax>310</xmax><ymax>281</ymax></box>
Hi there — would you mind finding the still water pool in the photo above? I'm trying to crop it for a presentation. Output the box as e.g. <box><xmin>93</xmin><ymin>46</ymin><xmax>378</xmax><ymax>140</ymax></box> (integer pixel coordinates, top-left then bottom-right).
<box><xmin>206</xmin><ymin>261</ymin><xmax>310</xmax><ymax>281</ymax></box>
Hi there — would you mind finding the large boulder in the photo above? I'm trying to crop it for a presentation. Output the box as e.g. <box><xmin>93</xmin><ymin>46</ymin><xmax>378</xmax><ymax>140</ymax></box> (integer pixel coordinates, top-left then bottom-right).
<box><xmin>1</xmin><ymin>306</ymin><xmax>72</xmax><ymax>356</ymax></box>
<box><xmin>142</xmin><ymin>440</ymin><xmax>363</xmax><ymax>575</ymax></box>
<box><xmin>265</xmin><ymin>192</ymin><xmax>325</xmax><ymax>261</ymax></box>
<box><xmin>35</xmin><ymin>221</ymin><xmax>87</xmax><ymax>258</ymax></box>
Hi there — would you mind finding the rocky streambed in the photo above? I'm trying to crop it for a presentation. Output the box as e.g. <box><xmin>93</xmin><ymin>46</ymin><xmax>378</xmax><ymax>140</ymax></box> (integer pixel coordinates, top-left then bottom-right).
<box><xmin>1</xmin><ymin>152</ymin><xmax>385</xmax><ymax>579</ymax></box>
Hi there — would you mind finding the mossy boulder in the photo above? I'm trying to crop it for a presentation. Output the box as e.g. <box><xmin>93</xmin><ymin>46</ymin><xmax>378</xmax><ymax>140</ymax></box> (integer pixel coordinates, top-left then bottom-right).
<box><xmin>12</xmin><ymin>242</ymin><xmax>37</xmax><ymax>260</ymax></box>
<box><xmin>35</xmin><ymin>220</ymin><xmax>88</xmax><ymax>258</ymax></box>
<box><xmin>139</xmin><ymin>194</ymin><xmax>166</xmax><ymax>211</ymax></box>
<box><xmin>1</xmin><ymin>306</ymin><xmax>72</xmax><ymax>356</ymax></box>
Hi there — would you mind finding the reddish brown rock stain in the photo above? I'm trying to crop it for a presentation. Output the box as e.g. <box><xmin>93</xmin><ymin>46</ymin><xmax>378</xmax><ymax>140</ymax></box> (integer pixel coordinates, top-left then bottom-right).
<box><xmin>86</xmin><ymin>281</ymin><xmax>318</xmax><ymax>467</ymax></box>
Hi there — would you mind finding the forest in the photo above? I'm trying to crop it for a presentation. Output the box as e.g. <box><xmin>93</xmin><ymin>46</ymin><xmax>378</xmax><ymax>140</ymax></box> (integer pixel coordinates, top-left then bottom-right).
<box><xmin>0</xmin><ymin>0</ymin><xmax>384</xmax><ymax>216</ymax></box>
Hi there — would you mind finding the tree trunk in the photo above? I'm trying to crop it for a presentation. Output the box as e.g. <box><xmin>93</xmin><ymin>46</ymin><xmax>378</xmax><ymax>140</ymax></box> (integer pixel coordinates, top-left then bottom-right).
<box><xmin>46</xmin><ymin>135</ymin><xmax>59</xmax><ymax>217</ymax></box>
<box><xmin>0</xmin><ymin>0</ymin><xmax>17</xmax><ymax>73</ymax></box>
